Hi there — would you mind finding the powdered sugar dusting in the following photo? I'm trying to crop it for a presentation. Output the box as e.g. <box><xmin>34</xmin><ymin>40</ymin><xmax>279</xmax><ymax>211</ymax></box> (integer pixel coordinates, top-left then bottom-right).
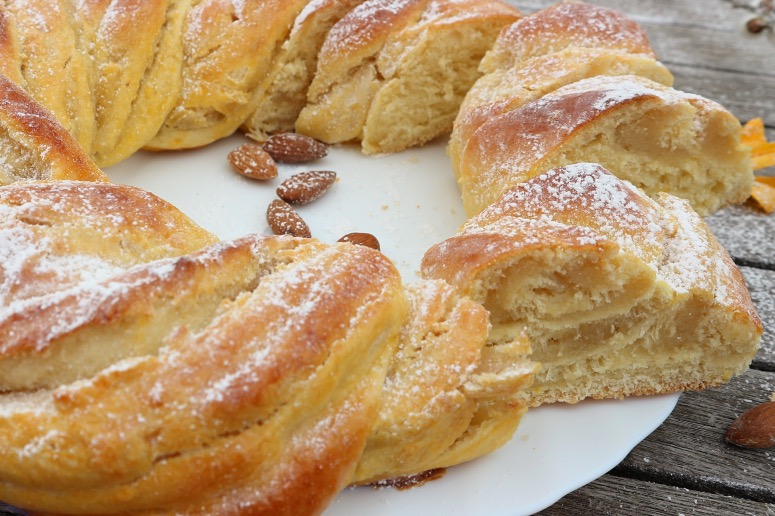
<box><xmin>468</xmin><ymin>75</ymin><xmax>710</xmax><ymax>213</ymax></box>
<box><xmin>470</xmin><ymin>163</ymin><xmax>667</xmax><ymax>269</ymax></box>
<box><xmin>321</xmin><ymin>0</ymin><xmax>415</xmax><ymax>56</ymax></box>
<box><xmin>495</xmin><ymin>2</ymin><xmax>654</xmax><ymax>65</ymax></box>
<box><xmin>657</xmin><ymin>194</ymin><xmax>739</xmax><ymax>307</ymax></box>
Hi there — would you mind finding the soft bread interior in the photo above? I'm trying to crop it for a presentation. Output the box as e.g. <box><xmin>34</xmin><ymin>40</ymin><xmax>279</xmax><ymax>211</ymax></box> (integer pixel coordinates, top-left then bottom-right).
<box><xmin>542</xmin><ymin>98</ymin><xmax>752</xmax><ymax>216</ymax></box>
<box><xmin>243</xmin><ymin>0</ymin><xmax>367</xmax><ymax>141</ymax></box>
<box><xmin>423</xmin><ymin>164</ymin><xmax>761</xmax><ymax>406</ymax></box>
<box><xmin>296</xmin><ymin>0</ymin><xmax>519</xmax><ymax>153</ymax></box>
<box><xmin>361</xmin><ymin>4</ymin><xmax>515</xmax><ymax>154</ymax></box>
<box><xmin>459</xmin><ymin>76</ymin><xmax>753</xmax><ymax>217</ymax></box>
<box><xmin>449</xmin><ymin>48</ymin><xmax>674</xmax><ymax>175</ymax></box>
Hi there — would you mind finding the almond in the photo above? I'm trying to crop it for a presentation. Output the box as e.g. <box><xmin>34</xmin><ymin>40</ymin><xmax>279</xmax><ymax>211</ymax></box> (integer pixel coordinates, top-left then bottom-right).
<box><xmin>266</xmin><ymin>199</ymin><xmax>311</xmax><ymax>238</ymax></box>
<box><xmin>725</xmin><ymin>401</ymin><xmax>775</xmax><ymax>449</ymax></box>
<box><xmin>277</xmin><ymin>171</ymin><xmax>336</xmax><ymax>205</ymax></box>
<box><xmin>228</xmin><ymin>144</ymin><xmax>277</xmax><ymax>180</ymax></box>
<box><xmin>263</xmin><ymin>133</ymin><xmax>328</xmax><ymax>163</ymax></box>
<box><xmin>338</xmin><ymin>232</ymin><xmax>380</xmax><ymax>251</ymax></box>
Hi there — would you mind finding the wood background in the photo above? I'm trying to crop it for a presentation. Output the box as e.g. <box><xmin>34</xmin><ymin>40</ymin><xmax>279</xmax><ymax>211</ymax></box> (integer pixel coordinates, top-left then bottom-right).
<box><xmin>504</xmin><ymin>1</ymin><xmax>775</xmax><ymax>514</ymax></box>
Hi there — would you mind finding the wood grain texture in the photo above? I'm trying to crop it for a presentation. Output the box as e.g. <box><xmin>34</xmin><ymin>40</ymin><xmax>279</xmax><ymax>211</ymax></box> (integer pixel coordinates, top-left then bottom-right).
<box><xmin>612</xmin><ymin>370</ymin><xmax>775</xmax><ymax>505</ymax></box>
<box><xmin>535</xmin><ymin>474</ymin><xmax>775</xmax><ymax>515</ymax></box>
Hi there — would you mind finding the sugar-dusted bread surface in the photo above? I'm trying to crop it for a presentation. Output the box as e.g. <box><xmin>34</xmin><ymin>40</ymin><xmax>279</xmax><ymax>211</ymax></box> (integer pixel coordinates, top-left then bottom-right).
<box><xmin>0</xmin><ymin>180</ymin><xmax>410</xmax><ymax>513</ymax></box>
<box><xmin>295</xmin><ymin>0</ymin><xmax>521</xmax><ymax>154</ymax></box>
<box><xmin>423</xmin><ymin>164</ymin><xmax>762</xmax><ymax>406</ymax></box>
<box><xmin>458</xmin><ymin>75</ymin><xmax>753</xmax><ymax>217</ymax></box>
<box><xmin>479</xmin><ymin>1</ymin><xmax>655</xmax><ymax>73</ymax></box>
<box><xmin>0</xmin><ymin>179</ymin><xmax>536</xmax><ymax>514</ymax></box>
<box><xmin>448</xmin><ymin>47</ymin><xmax>674</xmax><ymax>175</ymax></box>
<box><xmin>0</xmin><ymin>75</ymin><xmax>107</xmax><ymax>185</ymax></box>
<box><xmin>354</xmin><ymin>279</ymin><xmax>536</xmax><ymax>483</ymax></box>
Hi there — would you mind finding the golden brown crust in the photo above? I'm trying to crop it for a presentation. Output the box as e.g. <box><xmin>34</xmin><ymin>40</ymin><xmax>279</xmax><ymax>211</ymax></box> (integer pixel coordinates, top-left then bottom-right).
<box><xmin>83</xmin><ymin>0</ymin><xmax>190</xmax><ymax>166</ymax></box>
<box><xmin>0</xmin><ymin>0</ymin><xmax>95</xmax><ymax>154</ymax></box>
<box><xmin>423</xmin><ymin>164</ymin><xmax>762</xmax><ymax>406</ymax></box>
<box><xmin>353</xmin><ymin>279</ymin><xmax>536</xmax><ymax>484</ymax></box>
<box><xmin>0</xmin><ymin>181</ymin><xmax>410</xmax><ymax>514</ymax></box>
<box><xmin>0</xmin><ymin>180</ymin><xmax>535</xmax><ymax>515</ymax></box>
<box><xmin>148</xmin><ymin>0</ymin><xmax>310</xmax><ymax>151</ymax></box>
<box><xmin>0</xmin><ymin>75</ymin><xmax>107</xmax><ymax>185</ymax></box>
<box><xmin>458</xmin><ymin>75</ymin><xmax>753</xmax><ymax>217</ymax></box>
<box><xmin>449</xmin><ymin>47</ymin><xmax>674</xmax><ymax>176</ymax></box>
<box><xmin>296</xmin><ymin>0</ymin><xmax>520</xmax><ymax>152</ymax></box>
<box><xmin>480</xmin><ymin>1</ymin><xmax>656</xmax><ymax>73</ymax></box>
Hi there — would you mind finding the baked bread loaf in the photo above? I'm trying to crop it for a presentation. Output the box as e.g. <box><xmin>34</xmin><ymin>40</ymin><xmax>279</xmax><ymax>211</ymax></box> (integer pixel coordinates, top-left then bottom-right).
<box><xmin>448</xmin><ymin>2</ymin><xmax>674</xmax><ymax>174</ymax></box>
<box><xmin>479</xmin><ymin>1</ymin><xmax>657</xmax><ymax>73</ymax></box>
<box><xmin>0</xmin><ymin>0</ymin><xmax>764</xmax><ymax>513</ymax></box>
<box><xmin>422</xmin><ymin>163</ymin><xmax>762</xmax><ymax>406</ymax></box>
<box><xmin>448</xmin><ymin>47</ymin><xmax>674</xmax><ymax>175</ymax></box>
<box><xmin>0</xmin><ymin>180</ymin><xmax>535</xmax><ymax>514</ymax></box>
<box><xmin>295</xmin><ymin>0</ymin><xmax>521</xmax><ymax>154</ymax></box>
<box><xmin>457</xmin><ymin>75</ymin><xmax>753</xmax><ymax>217</ymax></box>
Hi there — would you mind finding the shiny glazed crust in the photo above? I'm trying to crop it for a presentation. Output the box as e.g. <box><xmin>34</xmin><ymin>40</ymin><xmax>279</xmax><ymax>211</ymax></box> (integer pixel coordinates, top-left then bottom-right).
<box><xmin>458</xmin><ymin>75</ymin><xmax>753</xmax><ymax>217</ymax></box>
<box><xmin>0</xmin><ymin>181</ymin><xmax>409</xmax><ymax>514</ymax></box>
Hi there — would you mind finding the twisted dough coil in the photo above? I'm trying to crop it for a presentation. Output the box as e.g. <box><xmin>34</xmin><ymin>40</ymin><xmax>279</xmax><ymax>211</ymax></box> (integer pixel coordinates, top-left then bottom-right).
<box><xmin>0</xmin><ymin>0</ymin><xmax>521</xmax><ymax>168</ymax></box>
<box><xmin>0</xmin><ymin>0</ymin><xmax>764</xmax><ymax>514</ymax></box>
<box><xmin>423</xmin><ymin>163</ymin><xmax>762</xmax><ymax>406</ymax></box>
<box><xmin>0</xmin><ymin>75</ymin><xmax>106</xmax><ymax>184</ymax></box>
<box><xmin>429</xmin><ymin>1</ymin><xmax>759</xmax><ymax>405</ymax></box>
<box><xmin>0</xmin><ymin>181</ymin><xmax>535</xmax><ymax>514</ymax></box>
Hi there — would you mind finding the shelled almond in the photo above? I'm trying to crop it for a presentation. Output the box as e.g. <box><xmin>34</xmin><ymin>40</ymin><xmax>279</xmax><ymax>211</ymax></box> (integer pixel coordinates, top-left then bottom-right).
<box><xmin>277</xmin><ymin>171</ymin><xmax>336</xmax><ymax>205</ymax></box>
<box><xmin>266</xmin><ymin>199</ymin><xmax>311</xmax><ymax>238</ymax></box>
<box><xmin>228</xmin><ymin>144</ymin><xmax>277</xmax><ymax>180</ymax></box>
<box><xmin>263</xmin><ymin>133</ymin><xmax>328</xmax><ymax>163</ymax></box>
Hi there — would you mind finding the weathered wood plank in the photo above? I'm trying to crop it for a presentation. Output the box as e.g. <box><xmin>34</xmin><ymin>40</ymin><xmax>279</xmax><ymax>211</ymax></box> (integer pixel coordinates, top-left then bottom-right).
<box><xmin>707</xmin><ymin>207</ymin><xmax>775</xmax><ymax>271</ymax></box>
<box><xmin>740</xmin><ymin>266</ymin><xmax>775</xmax><ymax>370</ymax></box>
<box><xmin>535</xmin><ymin>474</ymin><xmax>775</xmax><ymax>515</ymax></box>
<box><xmin>614</xmin><ymin>369</ymin><xmax>775</xmax><ymax>503</ymax></box>
<box><xmin>668</xmin><ymin>63</ymin><xmax>775</xmax><ymax>125</ymax></box>
<box><xmin>645</xmin><ymin>24</ymin><xmax>774</xmax><ymax>80</ymax></box>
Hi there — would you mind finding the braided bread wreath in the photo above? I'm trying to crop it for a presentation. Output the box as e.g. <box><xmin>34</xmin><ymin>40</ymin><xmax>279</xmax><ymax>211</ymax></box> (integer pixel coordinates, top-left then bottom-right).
<box><xmin>0</xmin><ymin>1</ymin><xmax>763</xmax><ymax>515</ymax></box>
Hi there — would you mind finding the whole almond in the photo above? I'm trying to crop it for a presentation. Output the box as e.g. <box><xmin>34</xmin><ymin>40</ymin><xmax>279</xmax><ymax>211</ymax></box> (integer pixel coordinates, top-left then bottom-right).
<box><xmin>725</xmin><ymin>401</ymin><xmax>775</xmax><ymax>449</ymax></box>
<box><xmin>266</xmin><ymin>199</ymin><xmax>311</xmax><ymax>238</ymax></box>
<box><xmin>263</xmin><ymin>133</ymin><xmax>328</xmax><ymax>163</ymax></box>
<box><xmin>338</xmin><ymin>232</ymin><xmax>380</xmax><ymax>251</ymax></box>
<box><xmin>277</xmin><ymin>171</ymin><xmax>336</xmax><ymax>205</ymax></box>
<box><xmin>228</xmin><ymin>144</ymin><xmax>277</xmax><ymax>180</ymax></box>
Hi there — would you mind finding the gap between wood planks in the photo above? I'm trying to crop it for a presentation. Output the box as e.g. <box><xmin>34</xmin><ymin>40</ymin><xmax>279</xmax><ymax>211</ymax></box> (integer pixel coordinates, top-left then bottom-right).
<box><xmin>609</xmin><ymin>463</ymin><xmax>775</xmax><ymax>504</ymax></box>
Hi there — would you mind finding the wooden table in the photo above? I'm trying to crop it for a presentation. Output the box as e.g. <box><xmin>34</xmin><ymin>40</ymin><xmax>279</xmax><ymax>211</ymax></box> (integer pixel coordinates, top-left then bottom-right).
<box><xmin>503</xmin><ymin>1</ymin><xmax>775</xmax><ymax>514</ymax></box>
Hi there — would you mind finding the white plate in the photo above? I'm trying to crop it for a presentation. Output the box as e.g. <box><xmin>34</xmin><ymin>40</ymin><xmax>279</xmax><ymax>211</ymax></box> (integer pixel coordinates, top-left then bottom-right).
<box><xmin>108</xmin><ymin>136</ymin><xmax>679</xmax><ymax>516</ymax></box>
